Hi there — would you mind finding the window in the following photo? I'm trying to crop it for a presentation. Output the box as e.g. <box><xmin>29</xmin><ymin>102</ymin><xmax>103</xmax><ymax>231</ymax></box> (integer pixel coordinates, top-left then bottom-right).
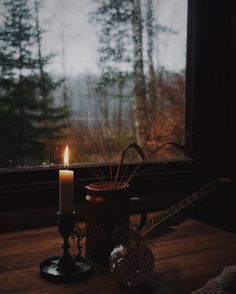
<box><xmin>0</xmin><ymin>0</ymin><xmax>233</xmax><ymax>232</ymax></box>
<box><xmin>0</xmin><ymin>0</ymin><xmax>188</xmax><ymax>168</ymax></box>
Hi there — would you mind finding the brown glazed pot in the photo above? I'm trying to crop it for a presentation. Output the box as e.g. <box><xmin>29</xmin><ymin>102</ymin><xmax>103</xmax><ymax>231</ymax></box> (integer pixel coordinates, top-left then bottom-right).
<box><xmin>84</xmin><ymin>182</ymin><xmax>147</xmax><ymax>264</ymax></box>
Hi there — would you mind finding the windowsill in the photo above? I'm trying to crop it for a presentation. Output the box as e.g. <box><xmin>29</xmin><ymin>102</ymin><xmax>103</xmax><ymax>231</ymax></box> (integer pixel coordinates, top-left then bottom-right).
<box><xmin>1</xmin><ymin>158</ymin><xmax>218</xmax><ymax>233</ymax></box>
<box><xmin>0</xmin><ymin>159</ymin><xmax>195</xmax><ymax>206</ymax></box>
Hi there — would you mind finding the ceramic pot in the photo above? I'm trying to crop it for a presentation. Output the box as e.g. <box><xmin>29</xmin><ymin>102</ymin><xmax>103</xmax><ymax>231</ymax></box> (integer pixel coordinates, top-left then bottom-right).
<box><xmin>84</xmin><ymin>182</ymin><xmax>147</xmax><ymax>264</ymax></box>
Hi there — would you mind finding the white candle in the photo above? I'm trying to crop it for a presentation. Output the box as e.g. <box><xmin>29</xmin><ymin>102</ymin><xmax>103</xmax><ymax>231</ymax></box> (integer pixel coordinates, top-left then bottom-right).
<box><xmin>59</xmin><ymin>145</ymin><xmax>74</xmax><ymax>214</ymax></box>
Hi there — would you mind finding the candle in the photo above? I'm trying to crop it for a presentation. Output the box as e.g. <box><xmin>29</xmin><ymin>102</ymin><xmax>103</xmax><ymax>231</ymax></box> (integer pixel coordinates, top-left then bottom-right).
<box><xmin>59</xmin><ymin>145</ymin><xmax>74</xmax><ymax>214</ymax></box>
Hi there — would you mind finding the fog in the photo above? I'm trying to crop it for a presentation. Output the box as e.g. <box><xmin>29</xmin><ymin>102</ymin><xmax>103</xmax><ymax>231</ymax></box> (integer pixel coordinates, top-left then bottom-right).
<box><xmin>0</xmin><ymin>0</ymin><xmax>187</xmax><ymax>76</ymax></box>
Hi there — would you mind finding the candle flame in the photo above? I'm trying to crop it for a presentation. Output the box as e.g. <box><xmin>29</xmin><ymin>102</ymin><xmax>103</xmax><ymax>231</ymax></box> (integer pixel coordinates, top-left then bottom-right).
<box><xmin>64</xmin><ymin>145</ymin><xmax>69</xmax><ymax>168</ymax></box>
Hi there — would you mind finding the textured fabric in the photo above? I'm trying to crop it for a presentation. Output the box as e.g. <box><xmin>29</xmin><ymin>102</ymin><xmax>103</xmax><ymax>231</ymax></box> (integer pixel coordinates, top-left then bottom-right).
<box><xmin>192</xmin><ymin>265</ymin><xmax>236</xmax><ymax>294</ymax></box>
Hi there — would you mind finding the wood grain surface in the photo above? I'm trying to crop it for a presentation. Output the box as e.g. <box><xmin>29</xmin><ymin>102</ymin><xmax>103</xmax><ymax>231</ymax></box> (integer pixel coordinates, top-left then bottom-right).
<box><xmin>1</xmin><ymin>217</ymin><xmax>236</xmax><ymax>294</ymax></box>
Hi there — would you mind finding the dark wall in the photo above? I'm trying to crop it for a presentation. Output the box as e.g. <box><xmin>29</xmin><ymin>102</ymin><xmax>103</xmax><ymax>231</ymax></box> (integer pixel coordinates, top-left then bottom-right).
<box><xmin>186</xmin><ymin>0</ymin><xmax>233</xmax><ymax>181</ymax></box>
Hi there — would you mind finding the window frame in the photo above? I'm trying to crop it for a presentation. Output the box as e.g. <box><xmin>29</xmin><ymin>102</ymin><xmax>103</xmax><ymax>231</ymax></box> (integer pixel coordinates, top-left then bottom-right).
<box><xmin>0</xmin><ymin>0</ymin><xmax>233</xmax><ymax>217</ymax></box>
<box><xmin>185</xmin><ymin>0</ymin><xmax>233</xmax><ymax>180</ymax></box>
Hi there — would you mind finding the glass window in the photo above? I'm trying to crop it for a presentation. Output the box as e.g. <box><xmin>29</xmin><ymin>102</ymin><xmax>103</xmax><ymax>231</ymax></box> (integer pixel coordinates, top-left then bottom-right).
<box><xmin>0</xmin><ymin>0</ymin><xmax>188</xmax><ymax>168</ymax></box>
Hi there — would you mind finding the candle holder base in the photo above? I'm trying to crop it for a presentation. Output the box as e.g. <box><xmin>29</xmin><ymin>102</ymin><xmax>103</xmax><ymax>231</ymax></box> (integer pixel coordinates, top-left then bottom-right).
<box><xmin>40</xmin><ymin>255</ymin><xmax>93</xmax><ymax>282</ymax></box>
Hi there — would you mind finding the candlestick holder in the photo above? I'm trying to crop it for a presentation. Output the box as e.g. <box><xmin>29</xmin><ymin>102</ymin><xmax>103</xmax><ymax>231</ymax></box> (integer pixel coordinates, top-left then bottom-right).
<box><xmin>40</xmin><ymin>212</ymin><xmax>93</xmax><ymax>282</ymax></box>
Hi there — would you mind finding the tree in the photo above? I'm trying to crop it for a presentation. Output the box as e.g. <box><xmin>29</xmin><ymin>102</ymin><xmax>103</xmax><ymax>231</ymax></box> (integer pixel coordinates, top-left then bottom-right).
<box><xmin>146</xmin><ymin>0</ymin><xmax>158</xmax><ymax>121</ymax></box>
<box><xmin>0</xmin><ymin>0</ymin><xmax>69</xmax><ymax>166</ymax></box>
<box><xmin>0</xmin><ymin>0</ymin><xmax>41</xmax><ymax>166</ymax></box>
<box><xmin>91</xmin><ymin>0</ymin><xmax>182</xmax><ymax>146</ymax></box>
<box><xmin>131</xmin><ymin>0</ymin><xmax>151</xmax><ymax>143</ymax></box>
<box><xmin>92</xmin><ymin>0</ymin><xmax>151</xmax><ymax>144</ymax></box>
<box><xmin>34</xmin><ymin>0</ymin><xmax>70</xmax><ymax>163</ymax></box>
<box><xmin>91</xmin><ymin>0</ymin><xmax>132</xmax><ymax>138</ymax></box>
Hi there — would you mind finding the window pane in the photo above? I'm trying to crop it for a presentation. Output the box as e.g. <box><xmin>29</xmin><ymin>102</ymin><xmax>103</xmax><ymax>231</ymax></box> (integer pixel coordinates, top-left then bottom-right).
<box><xmin>0</xmin><ymin>0</ymin><xmax>188</xmax><ymax>168</ymax></box>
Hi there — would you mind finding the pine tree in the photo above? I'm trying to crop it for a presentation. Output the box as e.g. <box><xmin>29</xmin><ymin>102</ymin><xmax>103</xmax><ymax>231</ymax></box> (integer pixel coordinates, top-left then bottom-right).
<box><xmin>0</xmin><ymin>0</ymin><xmax>41</xmax><ymax>166</ymax></box>
<box><xmin>0</xmin><ymin>0</ymin><xmax>69</xmax><ymax>167</ymax></box>
<box><xmin>34</xmin><ymin>0</ymin><xmax>70</xmax><ymax>164</ymax></box>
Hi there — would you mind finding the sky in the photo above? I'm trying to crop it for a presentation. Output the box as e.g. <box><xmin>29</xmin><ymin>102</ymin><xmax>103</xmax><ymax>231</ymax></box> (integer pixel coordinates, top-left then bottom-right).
<box><xmin>0</xmin><ymin>0</ymin><xmax>188</xmax><ymax>76</ymax></box>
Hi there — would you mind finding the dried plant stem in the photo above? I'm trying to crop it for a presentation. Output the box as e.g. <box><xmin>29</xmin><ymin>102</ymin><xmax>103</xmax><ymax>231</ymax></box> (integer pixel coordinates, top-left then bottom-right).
<box><xmin>118</xmin><ymin>143</ymin><xmax>146</xmax><ymax>186</ymax></box>
<box><xmin>126</xmin><ymin>142</ymin><xmax>188</xmax><ymax>184</ymax></box>
<box><xmin>113</xmin><ymin>142</ymin><xmax>145</xmax><ymax>189</ymax></box>
<box><xmin>118</xmin><ymin>152</ymin><xmax>137</xmax><ymax>186</ymax></box>
<box><xmin>141</xmin><ymin>178</ymin><xmax>230</xmax><ymax>239</ymax></box>
<box><xmin>87</xmin><ymin>165</ymin><xmax>107</xmax><ymax>181</ymax></box>
<box><xmin>118</xmin><ymin>134</ymin><xmax>173</xmax><ymax>186</ymax></box>
<box><xmin>113</xmin><ymin>150</ymin><xmax>126</xmax><ymax>189</ymax></box>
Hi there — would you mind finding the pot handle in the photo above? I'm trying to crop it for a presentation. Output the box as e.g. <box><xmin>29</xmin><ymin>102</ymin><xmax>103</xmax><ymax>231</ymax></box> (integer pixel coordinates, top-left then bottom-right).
<box><xmin>129</xmin><ymin>197</ymin><xmax>147</xmax><ymax>230</ymax></box>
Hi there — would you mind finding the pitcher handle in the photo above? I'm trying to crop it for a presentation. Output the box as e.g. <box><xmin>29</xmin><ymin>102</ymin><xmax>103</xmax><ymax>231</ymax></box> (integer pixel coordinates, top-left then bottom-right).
<box><xmin>129</xmin><ymin>197</ymin><xmax>147</xmax><ymax>230</ymax></box>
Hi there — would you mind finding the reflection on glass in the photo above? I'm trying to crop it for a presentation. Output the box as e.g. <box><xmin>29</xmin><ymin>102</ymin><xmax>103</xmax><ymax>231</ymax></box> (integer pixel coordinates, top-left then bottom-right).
<box><xmin>0</xmin><ymin>0</ymin><xmax>187</xmax><ymax>168</ymax></box>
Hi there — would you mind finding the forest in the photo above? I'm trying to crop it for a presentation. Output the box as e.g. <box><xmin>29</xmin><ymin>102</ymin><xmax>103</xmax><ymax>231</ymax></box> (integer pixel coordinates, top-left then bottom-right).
<box><xmin>0</xmin><ymin>0</ymin><xmax>186</xmax><ymax>168</ymax></box>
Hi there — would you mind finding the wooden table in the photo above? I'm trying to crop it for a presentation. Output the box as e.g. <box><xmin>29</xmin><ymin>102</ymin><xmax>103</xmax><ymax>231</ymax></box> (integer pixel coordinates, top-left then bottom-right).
<box><xmin>1</xmin><ymin>218</ymin><xmax>236</xmax><ymax>294</ymax></box>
